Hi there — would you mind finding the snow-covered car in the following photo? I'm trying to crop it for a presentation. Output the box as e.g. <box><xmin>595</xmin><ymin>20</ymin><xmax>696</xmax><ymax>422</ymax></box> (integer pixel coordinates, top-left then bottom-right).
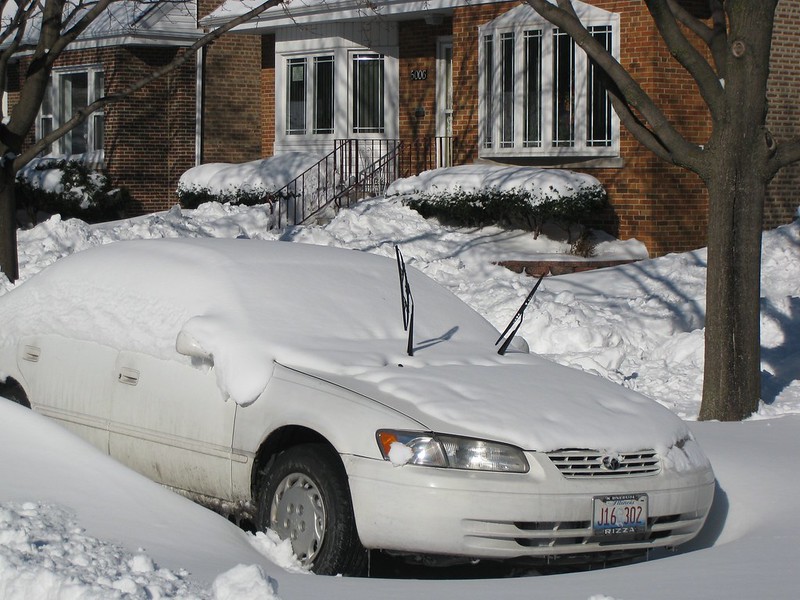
<box><xmin>0</xmin><ymin>239</ymin><xmax>714</xmax><ymax>575</ymax></box>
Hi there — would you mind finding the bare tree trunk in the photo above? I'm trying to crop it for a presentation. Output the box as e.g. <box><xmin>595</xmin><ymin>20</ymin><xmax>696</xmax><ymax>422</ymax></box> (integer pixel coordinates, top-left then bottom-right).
<box><xmin>700</xmin><ymin>143</ymin><xmax>766</xmax><ymax>421</ymax></box>
<box><xmin>0</xmin><ymin>162</ymin><xmax>18</xmax><ymax>283</ymax></box>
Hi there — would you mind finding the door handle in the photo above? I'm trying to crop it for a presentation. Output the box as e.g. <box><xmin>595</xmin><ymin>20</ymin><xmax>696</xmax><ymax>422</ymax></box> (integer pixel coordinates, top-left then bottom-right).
<box><xmin>22</xmin><ymin>345</ymin><xmax>41</xmax><ymax>362</ymax></box>
<box><xmin>117</xmin><ymin>367</ymin><xmax>140</xmax><ymax>386</ymax></box>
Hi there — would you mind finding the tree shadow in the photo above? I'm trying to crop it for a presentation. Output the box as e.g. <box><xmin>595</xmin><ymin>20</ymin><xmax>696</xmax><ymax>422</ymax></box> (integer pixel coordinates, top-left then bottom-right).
<box><xmin>760</xmin><ymin>295</ymin><xmax>800</xmax><ymax>405</ymax></box>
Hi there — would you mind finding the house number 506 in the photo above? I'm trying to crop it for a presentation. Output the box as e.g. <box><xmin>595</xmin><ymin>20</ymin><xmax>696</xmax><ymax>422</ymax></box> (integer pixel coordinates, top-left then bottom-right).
<box><xmin>411</xmin><ymin>69</ymin><xmax>428</xmax><ymax>80</ymax></box>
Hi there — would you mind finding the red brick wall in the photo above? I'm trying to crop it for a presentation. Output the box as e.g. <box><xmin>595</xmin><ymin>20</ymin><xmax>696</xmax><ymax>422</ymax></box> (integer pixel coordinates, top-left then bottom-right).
<box><xmin>261</xmin><ymin>35</ymin><xmax>276</xmax><ymax>157</ymax></box>
<box><xmin>11</xmin><ymin>46</ymin><xmax>197</xmax><ymax>215</ymax></box>
<box><xmin>398</xmin><ymin>19</ymin><xmax>453</xmax><ymax>173</ymax></box>
<box><xmin>766</xmin><ymin>0</ymin><xmax>800</xmax><ymax>227</ymax></box>
<box><xmin>449</xmin><ymin>1</ymin><xmax>713</xmax><ymax>256</ymax></box>
<box><xmin>200</xmin><ymin>34</ymin><xmax>263</xmax><ymax>163</ymax></box>
<box><xmin>106</xmin><ymin>47</ymin><xmax>196</xmax><ymax>214</ymax></box>
<box><xmin>197</xmin><ymin>0</ymin><xmax>263</xmax><ymax>163</ymax></box>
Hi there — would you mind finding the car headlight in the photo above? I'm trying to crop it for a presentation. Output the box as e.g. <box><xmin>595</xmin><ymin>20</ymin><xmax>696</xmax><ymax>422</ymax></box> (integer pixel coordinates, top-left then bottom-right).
<box><xmin>376</xmin><ymin>430</ymin><xmax>529</xmax><ymax>473</ymax></box>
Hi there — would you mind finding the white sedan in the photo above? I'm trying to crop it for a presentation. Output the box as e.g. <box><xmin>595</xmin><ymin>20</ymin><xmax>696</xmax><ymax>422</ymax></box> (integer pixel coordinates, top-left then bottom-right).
<box><xmin>0</xmin><ymin>239</ymin><xmax>714</xmax><ymax>575</ymax></box>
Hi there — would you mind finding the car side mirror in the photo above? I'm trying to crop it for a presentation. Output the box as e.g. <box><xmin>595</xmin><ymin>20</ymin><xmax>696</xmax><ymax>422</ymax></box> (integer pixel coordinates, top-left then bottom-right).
<box><xmin>176</xmin><ymin>330</ymin><xmax>212</xmax><ymax>361</ymax></box>
<box><xmin>508</xmin><ymin>336</ymin><xmax>530</xmax><ymax>354</ymax></box>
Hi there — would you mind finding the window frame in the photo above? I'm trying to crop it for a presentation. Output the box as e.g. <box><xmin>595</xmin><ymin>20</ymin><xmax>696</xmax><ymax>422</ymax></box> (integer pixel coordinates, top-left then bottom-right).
<box><xmin>283</xmin><ymin>53</ymin><xmax>336</xmax><ymax>137</ymax></box>
<box><xmin>350</xmin><ymin>52</ymin><xmax>386</xmax><ymax>134</ymax></box>
<box><xmin>478</xmin><ymin>6</ymin><xmax>620</xmax><ymax>159</ymax></box>
<box><xmin>273</xmin><ymin>29</ymin><xmax>399</xmax><ymax>153</ymax></box>
<box><xmin>36</xmin><ymin>64</ymin><xmax>105</xmax><ymax>159</ymax></box>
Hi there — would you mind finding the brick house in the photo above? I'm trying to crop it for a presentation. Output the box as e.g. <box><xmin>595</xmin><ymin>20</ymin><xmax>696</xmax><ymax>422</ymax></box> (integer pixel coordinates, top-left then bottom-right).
<box><xmin>199</xmin><ymin>0</ymin><xmax>799</xmax><ymax>256</ymax></box>
<box><xmin>12</xmin><ymin>1</ymin><xmax>800</xmax><ymax>256</ymax></box>
<box><xmin>7</xmin><ymin>3</ymin><xmax>204</xmax><ymax>214</ymax></box>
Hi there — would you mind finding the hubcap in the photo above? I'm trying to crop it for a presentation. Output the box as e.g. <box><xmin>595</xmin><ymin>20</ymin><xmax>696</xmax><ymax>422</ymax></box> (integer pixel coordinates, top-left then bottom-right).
<box><xmin>270</xmin><ymin>473</ymin><xmax>326</xmax><ymax>563</ymax></box>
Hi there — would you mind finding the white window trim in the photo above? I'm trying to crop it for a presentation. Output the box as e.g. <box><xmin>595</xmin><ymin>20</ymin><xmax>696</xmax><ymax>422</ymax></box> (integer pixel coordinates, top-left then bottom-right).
<box><xmin>478</xmin><ymin>5</ymin><xmax>620</xmax><ymax>159</ymax></box>
<box><xmin>274</xmin><ymin>37</ymin><xmax>399</xmax><ymax>155</ymax></box>
<box><xmin>37</xmin><ymin>64</ymin><xmax>105</xmax><ymax>162</ymax></box>
<box><xmin>435</xmin><ymin>36</ymin><xmax>453</xmax><ymax>139</ymax></box>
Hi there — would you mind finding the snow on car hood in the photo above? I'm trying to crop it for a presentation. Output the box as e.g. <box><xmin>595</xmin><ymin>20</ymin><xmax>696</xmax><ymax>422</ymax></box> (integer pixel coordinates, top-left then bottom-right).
<box><xmin>0</xmin><ymin>238</ymin><xmax>691</xmax><ymax>453</ymax></box>
<box><xmin>296</xmin><ymin>356</ymin><xmax>693</xmax><ymax>455</ymax></box>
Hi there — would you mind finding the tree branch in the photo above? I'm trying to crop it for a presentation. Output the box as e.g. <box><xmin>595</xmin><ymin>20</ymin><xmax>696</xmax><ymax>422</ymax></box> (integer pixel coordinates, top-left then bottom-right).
<box><xmin>607</xmin><ymin>92</ymin><xmax>672</xmax><ymax>164</ymax></box>
<box><xmin>0</xmin><ymin>1</ymin><xmax>39</xmax><ymax>98</ymax></box>
<box><xmin>16</xmin><ymin>0</ymin><xmax>283</xmax><ymax>168</ymax></box>
<box><xmin>525</xmin><ymin>0</ymin><xmax>703</xmax><ymax>171</ymax></box>
<box><xmin>645</xmin><ymin>0</ymin><xmax>725</xmax><ymax>116</ymax></box>
<box><xmin>770</xmin><ymin>138</ymin><xmax>800</xmax><ymax>175</ymax></box>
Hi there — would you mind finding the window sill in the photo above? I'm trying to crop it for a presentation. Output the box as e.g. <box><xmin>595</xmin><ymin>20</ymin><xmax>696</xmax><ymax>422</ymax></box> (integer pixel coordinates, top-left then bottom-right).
<box><xmin>476</xmin><ymin>154</ymin><xmax>625</xmax><ymax>170</ymax></box>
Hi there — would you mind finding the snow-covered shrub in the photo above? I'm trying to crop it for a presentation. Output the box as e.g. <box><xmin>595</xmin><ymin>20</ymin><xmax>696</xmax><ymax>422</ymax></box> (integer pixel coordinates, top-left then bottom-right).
<box><xmin>16</xmin><ymin>160</ymin><xmax>130</xmax><ymax>226</ymax></box>
<box><xmin>176</xmin><ymin>184</ymin><xmax>273</xmax><ymax>209</ymax></box>
<box><xmin>406</xmin><ymin>183</ymin><xmax>607</xmax><ymax>241</ymax></box>
<box><xmin>176</xmin><ymin>154</ymin><xmax>324</xmax><ymax>209</ymax></box>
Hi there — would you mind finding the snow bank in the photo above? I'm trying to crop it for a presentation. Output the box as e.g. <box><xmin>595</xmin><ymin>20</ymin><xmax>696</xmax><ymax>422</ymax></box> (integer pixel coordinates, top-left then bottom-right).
<box><xmin>0</xmin><ymin>502</ymin><xmax>210</xmax><ymax>599</ymax></box>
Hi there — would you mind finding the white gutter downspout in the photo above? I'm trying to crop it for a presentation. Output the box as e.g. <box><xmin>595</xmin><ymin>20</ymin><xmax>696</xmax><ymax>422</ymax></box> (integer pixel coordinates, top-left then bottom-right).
<box><xmin>195</xmin><ymin>45</ymin><xmax>205</xmax><ymax>166</ymax></box>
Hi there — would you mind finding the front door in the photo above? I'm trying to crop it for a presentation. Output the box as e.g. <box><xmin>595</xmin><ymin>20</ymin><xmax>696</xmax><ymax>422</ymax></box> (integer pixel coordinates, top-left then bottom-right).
<box><xmin>436</xmin><ymin>38</ymin><xmax>453</xmax><ymax>168</ymax></box>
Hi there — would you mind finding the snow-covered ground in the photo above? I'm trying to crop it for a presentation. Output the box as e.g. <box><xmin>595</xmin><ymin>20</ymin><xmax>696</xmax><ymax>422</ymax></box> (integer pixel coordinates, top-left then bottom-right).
<box><xmin>1</xmin><ymin>172</ymin><xmax>799</xmax><ymax>598</ymax></box>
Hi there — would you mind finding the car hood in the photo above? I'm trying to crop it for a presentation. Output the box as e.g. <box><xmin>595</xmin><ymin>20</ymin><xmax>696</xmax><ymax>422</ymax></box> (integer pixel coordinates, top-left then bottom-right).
<box><xmin>292</xmin><ymin>351</ymin><xmax>693</xmax><ymax>456</ymax></box>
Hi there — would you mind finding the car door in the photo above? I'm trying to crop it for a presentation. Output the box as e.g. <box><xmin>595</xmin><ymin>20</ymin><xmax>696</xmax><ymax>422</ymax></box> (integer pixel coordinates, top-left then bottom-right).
<box><xmin>109</xmin><ymin>350</ymin><xmax>237</xmax><ymax>500</ymax></box>
<box><xmin>15</xmin><ymin>334</ymin><xmax>114</xmax><ymax>453</ymax></box>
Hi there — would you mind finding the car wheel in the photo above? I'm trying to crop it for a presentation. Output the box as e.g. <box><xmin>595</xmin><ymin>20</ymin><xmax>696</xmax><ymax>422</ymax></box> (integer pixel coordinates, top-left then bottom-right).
<box><xmin>0</xmin><ymin>379</ymin><xmax>30</xmax><ymax>408</ymax></box>
<box><xmin>256</xmin><ymin>444</ymin><xmax>367</xmax><ymax>576</ymax></box>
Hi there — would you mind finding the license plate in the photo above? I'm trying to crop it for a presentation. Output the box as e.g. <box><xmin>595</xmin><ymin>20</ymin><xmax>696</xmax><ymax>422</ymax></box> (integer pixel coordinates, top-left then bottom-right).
<box><xmin>592</xmin><ymin>493</ymin><xmax>648</xmax><ymax>537</ymax></box>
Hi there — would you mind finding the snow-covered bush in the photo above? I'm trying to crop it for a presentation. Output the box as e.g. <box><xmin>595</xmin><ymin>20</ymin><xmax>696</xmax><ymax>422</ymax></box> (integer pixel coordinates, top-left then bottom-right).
<box><xmin>176</xmin><ymin>184</ymin><xmax>274</xmax><ymax>209</ymax></box>
<box><xmin>176</xmin><ymin>153</ymin><xmax>323</xmax><ymax>209</ymax></box>
<box><xmin>406</xmin><ymin>183</ymin><xmax>607</xmax><ymax>242</ymax></box>
<box><xmin>16</xmin><ymin>160</ymin><xmax>130</xmax><ymax>226</ymax></box>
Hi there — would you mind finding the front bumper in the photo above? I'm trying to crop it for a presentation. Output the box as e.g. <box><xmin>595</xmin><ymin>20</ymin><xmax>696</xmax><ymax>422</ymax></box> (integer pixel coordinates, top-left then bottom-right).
<box><xmin>343</xmin><ymin>451</ymin><xmax>715</xmax><ymax>560</ymax></box>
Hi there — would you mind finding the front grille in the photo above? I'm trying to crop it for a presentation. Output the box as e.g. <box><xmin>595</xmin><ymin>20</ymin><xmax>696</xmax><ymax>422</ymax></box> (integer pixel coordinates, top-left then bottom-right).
<box><xmin>546</xmin><ymin>449</ymin><xmax>660</xmax><ymax>478</ymax></box>
<box><xmin>462</xmin><ymin>511</ymin><xmax>706</xmax><ymax>555</ymax></box>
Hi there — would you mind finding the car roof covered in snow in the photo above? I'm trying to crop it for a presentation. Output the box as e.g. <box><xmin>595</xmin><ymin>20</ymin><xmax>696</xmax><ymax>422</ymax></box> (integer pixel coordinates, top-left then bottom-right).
<box><xmin>0</xmin><ymin>239</ymin><xmax>502</xmax><ymax>402</ymax></box>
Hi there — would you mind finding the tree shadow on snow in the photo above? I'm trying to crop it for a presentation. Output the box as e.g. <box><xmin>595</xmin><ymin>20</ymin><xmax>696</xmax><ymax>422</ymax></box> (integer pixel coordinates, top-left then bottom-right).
<box><xmin>760</xmin><ymin>296</ymin><xmax>800</xmax><ymax>405</ymax></box>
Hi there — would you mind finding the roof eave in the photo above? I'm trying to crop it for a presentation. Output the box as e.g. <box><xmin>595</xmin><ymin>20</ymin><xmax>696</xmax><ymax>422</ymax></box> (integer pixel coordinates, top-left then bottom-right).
<box><xmin>199</xmin><ymin>0</ymin><xmax>500</xmax><ymax>32</ymax></box>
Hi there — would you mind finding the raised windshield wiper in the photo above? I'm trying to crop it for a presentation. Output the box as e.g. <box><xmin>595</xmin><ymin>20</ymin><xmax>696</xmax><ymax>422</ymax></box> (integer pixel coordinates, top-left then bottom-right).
<box><xmin>495</xmin><ymin>274</ymin><xmax>544</xmax><ymax>356</ymax></box>
<box><xmin>395</xmin><ymin>246</ymin><xmax>415</xmax><ymax>356</ymax></box>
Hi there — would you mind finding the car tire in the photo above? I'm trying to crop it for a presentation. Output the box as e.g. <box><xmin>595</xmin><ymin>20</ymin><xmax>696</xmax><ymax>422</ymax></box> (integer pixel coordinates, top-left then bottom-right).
<box><xmin>0</xmin><ymin>379</ymin><xmax>30</xmax><ymax>408</ymax></box>
<box><xmin>256</xmin><ymin>444</ymin><xmax>367</xmax><ymax>576</ymax></box>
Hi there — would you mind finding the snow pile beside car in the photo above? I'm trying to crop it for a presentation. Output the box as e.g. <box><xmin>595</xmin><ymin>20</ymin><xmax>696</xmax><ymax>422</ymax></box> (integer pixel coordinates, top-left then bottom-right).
<box><xmin>0</xmin><ymin>401</ymin><xmax>282</xmax><ymax>600</ymax></box>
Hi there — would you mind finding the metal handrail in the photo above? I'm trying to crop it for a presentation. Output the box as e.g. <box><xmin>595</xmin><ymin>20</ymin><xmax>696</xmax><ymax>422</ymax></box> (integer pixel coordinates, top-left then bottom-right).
<box><xmin>265</xmin><ymin>146</ymin><xmax>342</xmax><ymax>229</ymax></box>
<box><xmin>331</xmin><ymin>141</ymin><xmax>404</xmax><ymax>212</ymax></box>
<box><xmin>267</xmin><ymin>137</ymin><xmax>450</xmax><ymax>228</ymax></box>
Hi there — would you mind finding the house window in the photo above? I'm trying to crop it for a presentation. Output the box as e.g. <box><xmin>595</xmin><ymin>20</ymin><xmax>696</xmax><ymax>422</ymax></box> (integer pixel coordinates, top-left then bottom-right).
<box><xmin>500</xmin><ymin>33</ymin><xmax>515</xmax><ymax>148</ymax></box>
<box><xmin>37</xmin><ymin>66</ymin><xmax>104</xmax><ymax>157</ymax></box>
<box><xmin>285</xmin><ymin>55</ymin><xmax>335</xmax><ymax>136</ymax></box>
<box><xmin>482</xmin><ymin>35</ymin><xmax>494</xmax><ymax>149</ymax></box>
<box><xmin>552</xmin><ymin>28</ymin><xmax>575</xmax><ymax>147</ymax></box>
<box><xmin>352</xmin><ymin>53</ymin><xmax>384</xmax><ymax>134</ymax></box>
<box><xmin>524</xmin><ymin>30</ymin><xmax>542</xmax><ymax>148</ymax></box>
<box><xmin>287</xmin><ymin>58</ymin><xmax>307</xmax><ymax>134</ymax></box>
<box><xmin>314</xmin><ymin>56</ymin><xmax>334</xmax><ymax>134</ymax></box>
<box><xmin>274</xmin><ymin>29</ymin><xmax>399</xmax><ymax>152</ymax></box>
<box><xmin>587</xmin><ymin>25</ymin><xmax>613</xmax><ymax>147</ymax></box>
<box><xmin>479</xmin><ymin>5</ymin><xmax>619</xmax><ymax>158</ymax></box>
